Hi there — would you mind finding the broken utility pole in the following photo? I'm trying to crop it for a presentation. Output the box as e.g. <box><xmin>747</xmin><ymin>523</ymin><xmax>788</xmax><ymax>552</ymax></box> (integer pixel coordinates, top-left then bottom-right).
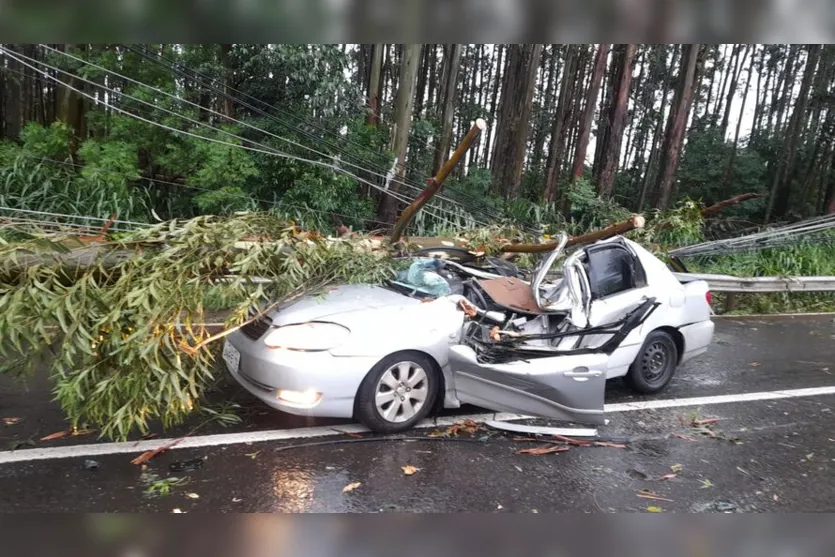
<box><xmin>390</xmin><ymin>118</ymin><xmax>487</xmax><ymax>243</ymax></box>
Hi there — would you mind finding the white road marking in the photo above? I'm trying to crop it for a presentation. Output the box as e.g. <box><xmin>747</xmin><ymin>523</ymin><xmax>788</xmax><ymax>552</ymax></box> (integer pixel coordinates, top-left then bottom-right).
<box><xmin>3</xmin><ymin>385</ymin><xmax>835</xmax><ymax>464</ymax></box>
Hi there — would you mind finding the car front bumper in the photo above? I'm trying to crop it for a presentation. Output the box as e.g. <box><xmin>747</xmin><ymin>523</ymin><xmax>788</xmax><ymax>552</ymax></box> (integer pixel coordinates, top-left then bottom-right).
<box><xmin>223</xmin><ymin>330</ymin><xmax>380</xmax><ymax>418</ymax></box>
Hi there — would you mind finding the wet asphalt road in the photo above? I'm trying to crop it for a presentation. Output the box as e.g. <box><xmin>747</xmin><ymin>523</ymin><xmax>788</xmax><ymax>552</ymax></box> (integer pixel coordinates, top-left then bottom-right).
<box><xmin>0</xmin><ymin>314</ymin><xmax>833</xmax><ymax>512</ymax></box>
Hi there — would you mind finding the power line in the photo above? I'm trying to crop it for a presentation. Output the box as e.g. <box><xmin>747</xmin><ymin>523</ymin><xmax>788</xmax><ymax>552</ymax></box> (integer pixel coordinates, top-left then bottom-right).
<box><xmin>125</xmin><ymin>44</ymin><xmax>525</xmax><ymax>229</ymax></box>
<box><xmin>27</xmin><ymin>45</ymin><xmax>480</xmax><ymax>229</ymax></box>
<box><xmin>1</xmin><ymin>47</ymin><xmax>469</xmax><ymax>230</ymax></box>
<box><xmin>3</xmin><ymin>154</ymin><xmax>410</xmax><ymax>230</ymax></box>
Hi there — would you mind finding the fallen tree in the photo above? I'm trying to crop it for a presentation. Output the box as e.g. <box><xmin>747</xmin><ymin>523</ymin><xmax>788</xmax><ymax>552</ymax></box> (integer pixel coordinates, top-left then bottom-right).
<box><xmin>0</xmin><ymin>214</ymin><xmax>396</xmax><ymax>440</ymax></box>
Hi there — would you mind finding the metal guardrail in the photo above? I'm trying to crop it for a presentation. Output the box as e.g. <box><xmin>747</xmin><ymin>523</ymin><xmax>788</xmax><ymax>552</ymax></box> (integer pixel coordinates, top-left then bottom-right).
<box><xmin>674</xmin><ymin>273</ymin><xmax>835</xmax><ymax>293</ymax></box>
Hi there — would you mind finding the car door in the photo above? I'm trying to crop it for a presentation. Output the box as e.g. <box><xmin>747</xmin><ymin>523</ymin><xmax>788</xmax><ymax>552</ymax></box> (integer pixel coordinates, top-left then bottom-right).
<box><xmin>581</xmin><ymin>240</ymin><xmax>652</xmax><ymax>371</ymax></box>
<box><xmin>449</xmin><ymin>345</ymin><xmax>607</xmax><ymax>425</ymax></box>
<box><xmin>584</xmin><ymin>240</ymin><xmax>650</xmax><ymax>327</ymax></box>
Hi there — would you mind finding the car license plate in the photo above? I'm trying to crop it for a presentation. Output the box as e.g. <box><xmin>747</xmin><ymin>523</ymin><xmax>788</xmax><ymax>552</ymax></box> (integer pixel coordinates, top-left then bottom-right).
<box><xmin>222</xmin><ymin>341</ymin><xmax>240</xmax><ymax>372</ymax></box>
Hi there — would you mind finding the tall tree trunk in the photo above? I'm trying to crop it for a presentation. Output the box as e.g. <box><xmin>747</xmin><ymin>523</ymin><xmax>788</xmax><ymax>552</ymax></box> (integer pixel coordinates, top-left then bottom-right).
<box><xmin>720</xmin><ymin>44</ymin><xmax>747</xmax><ymax>136</ymax></box>
<box><xmin>543</xmin><ymin>45</ymin><xmax>577</xmax><ymax>203</ymax></box>
<box><xmin>433</xmin><ymin>44</ymin><xmax>462</xmax><ymax>175</ymax></box>
<box><xmin>654</xmin><ymin>44</ymin><xmax>700</xmax><ymax>210</ymax></box>
<box><xmin>2</xmin><ymin>45</ymin><xmax>22</xmax><ymax>139</ymax></box>
<box><xmin>723</xmin><ymin>50</ymin><xmax>754</xmax><ymax>193</ymax></box>
<box><xmin>484</xmin><ymin>44</ymin><xmax>505</xmax><ymax>169</ymax></box>
<box><xmin>639</xmin><ymin>46</ymin><xmax>678</xmax><ymax>211</ymax></box>
<box><xmin>766</xmin><ymin>44</ymin><xmax>822</xmax><ymax>222</ymax></box>
<box><xmin>366</xmin><ymin>44</ymin><xmax>384</xmax><ymax>127</ymax></box>
<box><xmin>529</xmin><ymin>46</ymin><xmax>560</xmax><ymax>184</ymax></box>
<box><xmin>593</xmin><ymin>46</ymin><xmax>617</xmax><ymax>181</ymax></box>
<box><xmin>490</xmin><ymin>44</ymin><xmax>542</xmax><ymax>199</ymax></box>
<box><xmin>426</xmin><ymin>45</ymin><xmax>439</xmax><ymax>113</ymax></box>
<box><xmin>55</xmin><ymin>44</ymin><xmax>88</xmax><ymax>156</ymax></box>
<box><xmin>375</xmin><ymin>44</ymin><xmax>422</xmax><ymax>225</ymax></box>
<box><xmin>598</xmin><ymin>44</ymin><xmax>637</xmax><ymax>198</ymax></box>
<box><xmin>570</xmin><ymin>44</ymin><xmax>611</xmax><ymax>185</ymax></box>
<box><xmin>220</xmin><ymin>44</ymin><xmax>235</xmax><ymax>119</ymax></box>
<box><xmin>414</xmin><ymin>44</ymin><xmax>430</xmax><ymax>117</ymax></box>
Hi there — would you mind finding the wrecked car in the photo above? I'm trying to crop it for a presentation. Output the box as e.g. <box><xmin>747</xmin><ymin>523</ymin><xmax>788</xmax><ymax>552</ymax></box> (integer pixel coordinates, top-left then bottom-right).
<box><xmin>222</xmin><ymin>234</ymin><xmax>714</xmax><ymax>433</ymax></box>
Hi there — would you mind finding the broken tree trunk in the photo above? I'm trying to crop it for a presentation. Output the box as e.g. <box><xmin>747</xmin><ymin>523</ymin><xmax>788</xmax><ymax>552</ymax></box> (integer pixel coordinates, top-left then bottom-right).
<box><xmin>501</xmin><ymin>215</ymin><xmax>646</xmax><ymax>254</ymax></box>
<box><xmin>701</xmin><ymin>193</ymin><xmax>761</xmax><ymax>217</ymax></box>
<box><xmin>390</xmin><ymin>118</ymin><xmax>487</xmax><ymax>243</ymax></box>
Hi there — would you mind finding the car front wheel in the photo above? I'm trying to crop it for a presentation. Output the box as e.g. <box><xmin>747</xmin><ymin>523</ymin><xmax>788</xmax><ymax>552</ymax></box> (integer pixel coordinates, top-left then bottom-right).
<box><xmin>354</xmin><ymin>352</ymin><xmax>439</xmax><ymax>433</ymax></box>
<box><xmin>625</xmin><ymin>330</ymin><xmax>679</xmax><ymax>394</ymax></box>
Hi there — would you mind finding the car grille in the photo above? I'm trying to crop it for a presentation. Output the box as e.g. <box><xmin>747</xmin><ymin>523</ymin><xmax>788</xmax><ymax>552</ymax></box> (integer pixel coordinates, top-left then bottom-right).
<box><xmin>241</xmin><ymin>314</ymin><xmax>273</xmax><ymax>341</ymax></box>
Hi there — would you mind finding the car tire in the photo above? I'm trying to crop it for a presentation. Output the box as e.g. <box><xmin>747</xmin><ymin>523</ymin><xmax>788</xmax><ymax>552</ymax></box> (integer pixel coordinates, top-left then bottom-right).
<box><xmin>625</xmin><ymin>330</ymin><xmax>679</xmax><ymax>394</ymax></box>
<box><xmin>354</xmin><ymin>352</ymin><xmax>440</xmax><ymax>434</ymax></box>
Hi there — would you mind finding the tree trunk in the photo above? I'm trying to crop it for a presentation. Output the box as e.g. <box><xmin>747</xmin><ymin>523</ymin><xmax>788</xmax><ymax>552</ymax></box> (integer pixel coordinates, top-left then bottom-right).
<box><xmin>220</xmin><ymin>44</ymin><xmax>236</xmax><ymax>119</ymax></box>
<box><xmin>3</xmin><ymin>45</ymin><xmax>22</xmax><ymax>139</ymax></box>
<box><xmin>484</xmin><ymin>44</ymin><xmax>505</xmax><ymax>170</ymax></box>
<box><xmin>598</xmin><ymin>44</ymin><xmax>637</xmax><ymax>198</ymax></box>
<box><xmin>490</xmin><ymin>44</ymin><xmax>543</xmax><ymax>199</ymax></box>
<box><xmin>55</xmin><ymin>44</ymin><xmax>88</xmax><ymax>156</ymax></box>
<box><xmin>723</xmin><ymin>49</ymin><xmax>753</xmax><ymax>193</ymax></box>
<box><xmin>720</xmin><ymin>44</ymin><xmax>747</xmax><ymax>136</ymax></box>
<box><xmin>433</xmin><ymin>44</ymin><xmax>462</xmax><ymax>176</ymax></box>
<box><xmin>570</xmin><ymin>44</ymin><xmax>611</xmax><ymax>185</ymax></box>
<box><xmin>375</xmin><ymin>44</ymin><xmax>422</xmax><ymax>225</ymax></box>
<box><xmin>654</xmin><ymin>44</ymin><xmax>700</xmax><ymax>210</ymax></box>
<box><xmin>414</xmin><ymin>44</ymin><xmax>430</xmax><ymax>117</ymax></box>
<box><xmin>366</xmin><ymin>44</ymin><xmax>384</xmax><ymax>126</ymax></box>
<box><xmin>593</xmin><ymin>46</ymin><xmax>617</xmax><ymax>181</ymax></box>
<box><xmin>766</xmin><ymin>44</ymin><xmax>822</xmax><ymax>222</ymax></box>
<box><xmin>543</xmin><ymin>46</ymin><xmax>577</xmax><ymax>203</ymax></box>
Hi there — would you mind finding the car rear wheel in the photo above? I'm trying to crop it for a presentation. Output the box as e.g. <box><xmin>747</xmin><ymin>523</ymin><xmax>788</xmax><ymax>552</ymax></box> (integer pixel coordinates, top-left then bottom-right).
<box><xmin>355</xmin><ymin>352</ymin><xmax>439</xmax><ymax>433</ymax></box>
<box><xmin>625</xmin><ymin>330</ymin><xmax>678</xmax><ymax>394</ymax></box>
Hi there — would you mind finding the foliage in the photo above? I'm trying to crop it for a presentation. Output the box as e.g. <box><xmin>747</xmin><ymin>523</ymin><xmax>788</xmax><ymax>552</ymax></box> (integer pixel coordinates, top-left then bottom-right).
<box><xmin>0</xmin><ymin>126</ymin><xmax>149</xmax><ymax>222</ymax></box>
<box><xmin>565</xmin><ymin>178</ymin><xmax>632</xmax><ymax>233</ymax></box>
<box><xmin>0</xmin><ymin>213</ymin><xmax>395</xmax><ymax>441</ymax></box>
<box><xmin>676</xmin><ymin>128</ymin><xmax>768</xmax><ymax>220</ymax></box>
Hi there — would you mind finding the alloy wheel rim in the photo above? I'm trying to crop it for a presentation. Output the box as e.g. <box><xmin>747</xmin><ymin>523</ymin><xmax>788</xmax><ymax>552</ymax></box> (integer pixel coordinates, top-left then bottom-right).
<box><xmin>375</xmin><ymin>362</ymin><xmax>428</xmax><ymax>423</ymax></box>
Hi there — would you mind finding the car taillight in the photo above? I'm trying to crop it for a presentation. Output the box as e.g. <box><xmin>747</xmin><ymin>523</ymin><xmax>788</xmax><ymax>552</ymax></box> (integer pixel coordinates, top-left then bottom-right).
<box><xmin>705</xmin><ymin>291</ymin><xmax>712</xmax><ymax>306</ymax></box>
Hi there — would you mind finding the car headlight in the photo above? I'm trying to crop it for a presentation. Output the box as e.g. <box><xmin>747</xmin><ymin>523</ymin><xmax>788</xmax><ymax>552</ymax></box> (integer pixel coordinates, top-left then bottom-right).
<box><xmin>263</xmin><ymin>322</ymin><xmax>350</xmax><ymax>351</ymax></box>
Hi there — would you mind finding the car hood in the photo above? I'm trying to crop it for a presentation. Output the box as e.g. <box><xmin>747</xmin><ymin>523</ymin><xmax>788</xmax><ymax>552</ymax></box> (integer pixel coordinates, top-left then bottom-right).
<box><xmin>268</xmin><ymin>284</ymin><xmax>420</xmax><ymax>326</ymax></box>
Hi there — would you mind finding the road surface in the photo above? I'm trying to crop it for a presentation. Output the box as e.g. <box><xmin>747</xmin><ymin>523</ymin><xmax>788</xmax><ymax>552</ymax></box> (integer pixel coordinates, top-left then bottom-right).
<box><xmin>0</xmin><ymin>314</ymin><xmax>833</xmax><ymax>512</ymax></box>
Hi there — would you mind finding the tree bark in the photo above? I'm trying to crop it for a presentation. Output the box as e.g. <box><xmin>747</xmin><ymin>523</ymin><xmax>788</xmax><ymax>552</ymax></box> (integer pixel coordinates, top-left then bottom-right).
<box><xmin>570</xmin><ymin>44</ymin><xmax>611</xmax><ymax>185</ymax></box>
<box><xmin>720</xmin><ymin>44</ymin><xmax>747</xmax><ymax>136</ymax></box>
<box><xmin>484</xmin><ymin>44</ymin><xmax>505</xmax><ymax>169</ymax></box>
<box><xmin>433</xmin><ymin>44</ymin><xmax>462</xmax><ymax>176</ymax></box>
<box><xmin>723</xmin><ymin>48</ymin><xmax>753</xmax><ymax>193</ymax></box>
<box><xmin>414</xmin><ymin>44</ymin><xmax>431</xmax><ymax>117</ymax></box>
<box><xmin>766</xmin><ymin>44</ymin><xmax>822</xmax><ymax>222</ymax></box>
<box><xmin>366</xmin><ymin>44</ymin><xmax>384</xmax><ymax>127</ymax></box>
<box><xmin>220</xmin><ymin>44</ymin><xmax>236</xmax><ymax>119</ymax></box>
<box><xmin>654</xmin><ymin>44</ymin><xmax>700</xmax><ymax>210</ymax></box>
<box><xmin>375</xmin><ymin>44</ymin><xmax>422</xmax><ymax>226</ymax></box>
<box><xmin>543</xmin><ymin>46</ymin><xmax>577</xmax><ymax>203</ymax></box>
<box><xmin>598</xmin><ymin>44</ymin><xmax>637</xmax><ymax>198</ymax></box>
<box><xmin>490</xmin><ymin>44</ymin><xmax>543</xmax><ymax>199</ymax></box>
<box><xmin>3</xmin><ymin>45</ymin><xmax>22</xmax><ymax>139</ymax></box>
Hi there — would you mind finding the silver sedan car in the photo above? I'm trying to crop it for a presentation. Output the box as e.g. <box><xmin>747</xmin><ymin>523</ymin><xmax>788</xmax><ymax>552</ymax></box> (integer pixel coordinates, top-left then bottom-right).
<box><xmin>222</xmin><ymin>235</ymin><xmax>714</xmax><ymax>433</ymax></box>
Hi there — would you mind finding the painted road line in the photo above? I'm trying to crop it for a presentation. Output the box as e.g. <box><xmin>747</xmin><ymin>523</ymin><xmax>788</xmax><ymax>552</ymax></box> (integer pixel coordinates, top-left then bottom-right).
<box><xmin>3</xmin><ymin>385</ymin><xmax>835</xmax><ymax>464</ymax></box>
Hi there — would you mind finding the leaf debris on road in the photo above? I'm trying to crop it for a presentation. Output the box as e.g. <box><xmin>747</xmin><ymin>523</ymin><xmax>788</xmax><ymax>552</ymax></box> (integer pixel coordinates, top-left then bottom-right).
<box><xmin>40</xmin><ymin>428</ymin><xmax>95</xmax><ymax>441</ymax></box>
<box><xmin>2</xmin><ymin>417</ymin><xmax>22</xmax><ymax>426</ymax></box>
<box><xmin>131</xmin><ymin>437</ymin><xmax>184</xmax><ymax>465</ymax></box>
<box><xmin>401</xmin><ymin>465</ymin><xmax>419</xmax><ymax>476</ymax></box>
<box><xmin>517</xmin><ymin>445</ymin><xmax>571</xmax><ymax>455</ymax></box>
<box><xmin>342</xmin><ymin>482</ymin><xmax>361</xmax><ymax>493</ymax></box>
<box><xmin>636</xmin><ymin>489</ymin><xmax>674</xmax><ymax>502</ymax></box>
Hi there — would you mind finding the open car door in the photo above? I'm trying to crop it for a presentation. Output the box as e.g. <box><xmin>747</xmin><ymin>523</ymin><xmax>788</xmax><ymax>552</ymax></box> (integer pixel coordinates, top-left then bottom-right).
<box><xmin>449</xmin><ymin>345</ymin><xmax>607</xmax><ymax>425</ymax></box>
